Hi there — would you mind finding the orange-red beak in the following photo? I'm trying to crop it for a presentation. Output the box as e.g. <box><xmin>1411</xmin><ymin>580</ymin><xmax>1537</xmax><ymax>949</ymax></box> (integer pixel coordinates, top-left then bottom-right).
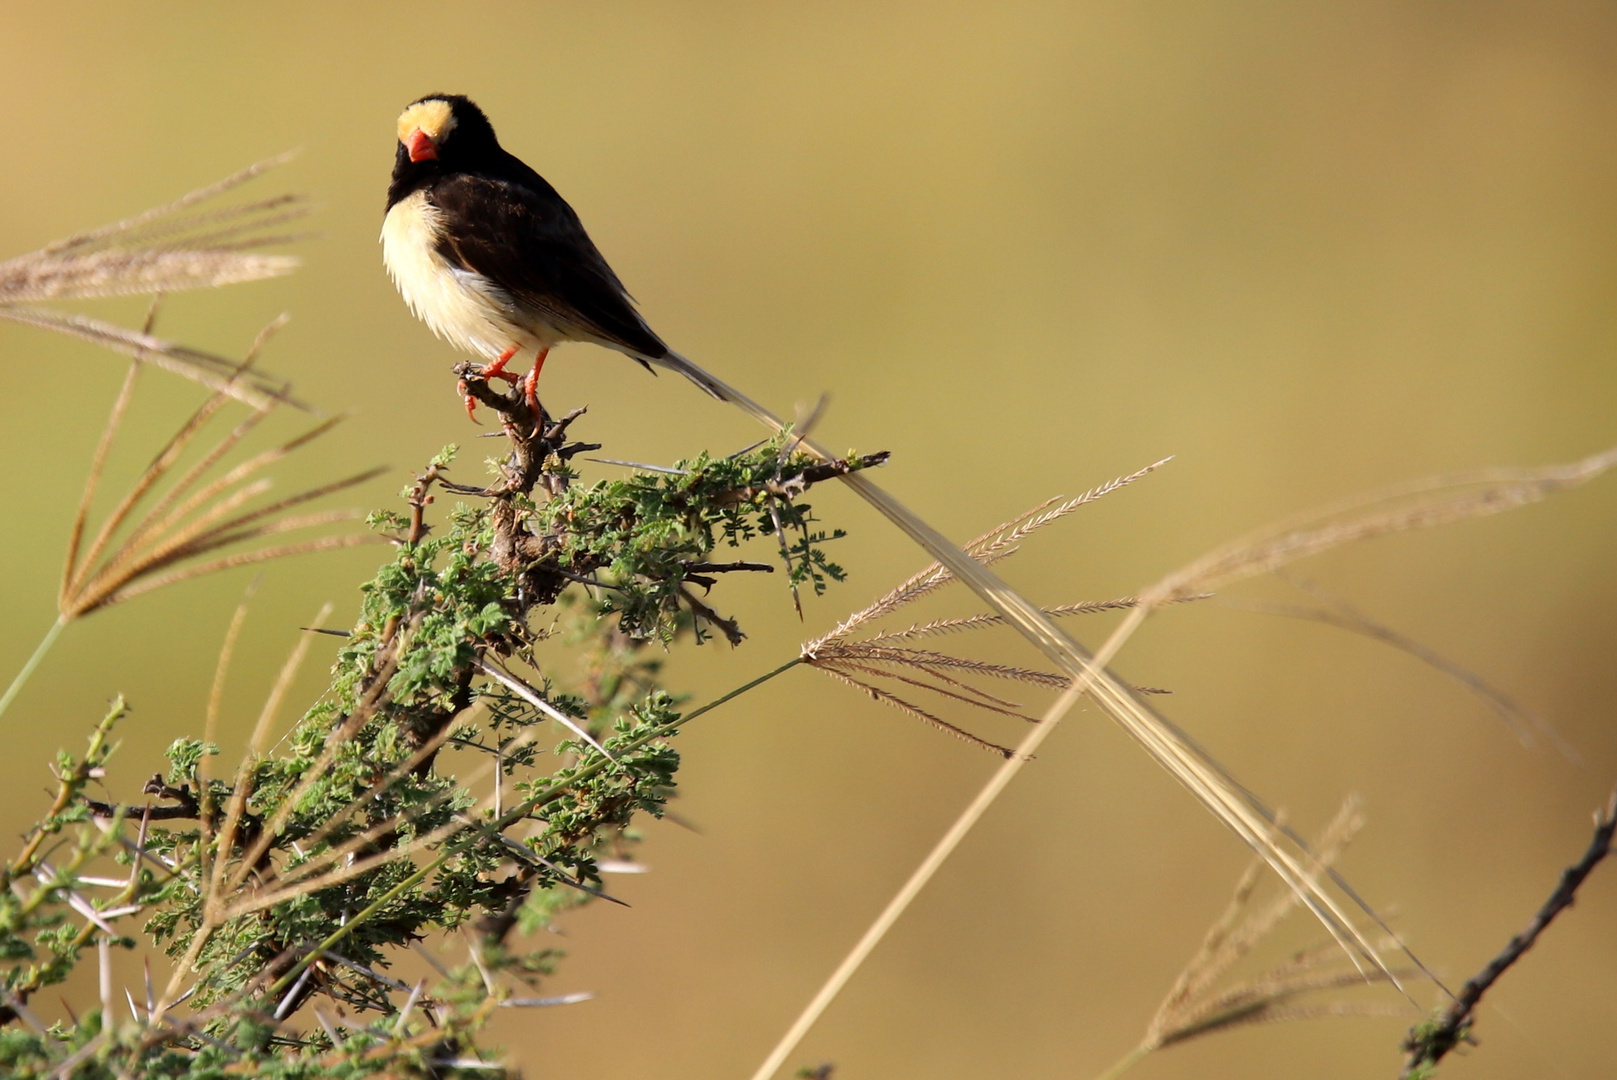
<box><xmin>405</xmin><ymin>128</ymin><xmax>438</xmax><ymax>163</ymax></box>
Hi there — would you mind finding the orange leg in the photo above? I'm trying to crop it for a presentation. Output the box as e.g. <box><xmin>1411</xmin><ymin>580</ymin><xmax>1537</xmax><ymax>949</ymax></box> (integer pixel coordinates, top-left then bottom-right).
<box><xmin>522</xmin><ymin>347</ymin><xmax>550</xmax><ymax>417</ymax></box>
<box><xmin>480</xmin><ymin>345</ymin><xmax>522</xmax><ymax>384</ymax></box>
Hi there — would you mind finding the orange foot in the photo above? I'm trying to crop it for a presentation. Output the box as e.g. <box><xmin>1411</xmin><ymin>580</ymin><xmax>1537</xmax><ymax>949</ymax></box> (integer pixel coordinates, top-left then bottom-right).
<box><xmin>480</xmin><ymin>345</ymin><xmax>523</xmax><ymax>385</ymax></box>
<box><xmin>461</xmin><ymin>346</ymin><xmax>524</xmax><ymax>424</ymax></box>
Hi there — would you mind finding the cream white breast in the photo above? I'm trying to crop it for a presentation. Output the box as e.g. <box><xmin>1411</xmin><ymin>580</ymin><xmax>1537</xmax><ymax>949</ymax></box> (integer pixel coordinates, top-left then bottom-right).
<box><xmin>381</xmin><ymin>190</ymin><xmax>547</xmax><ymax>361</ymax></box>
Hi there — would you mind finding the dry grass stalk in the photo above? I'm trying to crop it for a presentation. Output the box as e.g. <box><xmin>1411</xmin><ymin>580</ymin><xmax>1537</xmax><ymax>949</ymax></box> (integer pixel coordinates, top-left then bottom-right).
<box><xmin>0</xmin><ymin>154</ymin><xmax>306</xmax><ymax>408</ymax></box>
<box><xmin>1091</xmin><ymin>799</ymin><xmax>1412</xmax><ymax>1079</ymax></box>
<box><xmin>206</xmin><ymin>600</ymin><xmax>336</xmax><ymax>907</ymax></box>
<box><xmin>157</xmin><ymin>601</ymin><xmax>333</xmax><ymax>1018</ymax></box>
<box><xmin>198</xmin><ymin>582</ymin><xmax>259</xmax><ymax>895</ymax></box>
<box><xmin>1150</xmin><ymin>798</ymin><xmax>1369</xmax><ymax>1036</ymax></box>
<box><xmin>858</xmin><ymin>596</ymin><xmax>1162</xmax><ymax>643</ymax></box>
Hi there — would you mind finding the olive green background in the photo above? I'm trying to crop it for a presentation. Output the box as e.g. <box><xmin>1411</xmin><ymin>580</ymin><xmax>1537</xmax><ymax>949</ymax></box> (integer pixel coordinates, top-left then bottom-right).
<box><xmin>2</xmin><ymin>3</ymin><xmax>1616</xmax><ymax>1077</ymax></box>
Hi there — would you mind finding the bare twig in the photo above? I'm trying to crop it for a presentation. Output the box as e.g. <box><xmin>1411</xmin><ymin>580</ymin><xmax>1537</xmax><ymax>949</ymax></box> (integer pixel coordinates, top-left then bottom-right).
<box><xmin>1400</xmin><ymin>785</ymin><xmax>1617</xmax><ymax>1077</ymax></box>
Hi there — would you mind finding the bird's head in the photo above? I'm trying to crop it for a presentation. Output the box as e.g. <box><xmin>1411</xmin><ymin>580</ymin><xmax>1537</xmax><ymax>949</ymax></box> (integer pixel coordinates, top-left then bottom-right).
<box><xmin>394</xmin><ymin>94</ymin><xmax>497</xmax><ymax>170</ymax></box>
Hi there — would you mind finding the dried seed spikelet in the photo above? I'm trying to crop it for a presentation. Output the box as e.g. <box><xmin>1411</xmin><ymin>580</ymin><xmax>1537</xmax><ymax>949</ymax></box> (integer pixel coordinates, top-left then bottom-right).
<box><xmin>1121</xmin><ymin>798</ymin><xmax>1414</xmax><ymax>1065</ymax></box>
<box><xmin>800</xmin><ymin>462</ymin><xmax>1181</xmax><ymax>756</ymax></box>
<box><xmin>0</xmin><ymin>154</ymin><xmax>307</xmax><ymax>408</ymax></box>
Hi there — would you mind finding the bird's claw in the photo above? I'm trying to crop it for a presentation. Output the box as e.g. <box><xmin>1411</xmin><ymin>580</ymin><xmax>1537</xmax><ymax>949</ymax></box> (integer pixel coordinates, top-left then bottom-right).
<box><xmin>457</xmin><ymin>378</ymin><xmax>482</xmax><ymax>425</ymax></box>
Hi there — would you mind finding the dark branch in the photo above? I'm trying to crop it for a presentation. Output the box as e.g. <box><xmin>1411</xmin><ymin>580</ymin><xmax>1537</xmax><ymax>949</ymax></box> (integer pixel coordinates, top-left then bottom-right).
<box><xmin>551</xmin><ymin>567</ymin><xmax>627</xmax><ymax>591</ymax></box>
<box><xmin>680</xmin><ymin>585</ymin><xmax>745</xmax><ymax>646</ymax></box>
<box><xmin>1401</xmin><ymin>785</ymin><xmax>1617</xmax><ymax>1076</ymax></box>
<box><xmin>85</xmin><ymin>775</ymin><xmax>203</xmax><ymax>822</ymax></box>
<box><xmin>790</xmin><ymin>451</ymin><xmax>890</xmax><ymax>486</ymax></box>
<box><xmin>83</xmin><ymin>800</ymin><xmax>202</xmax><ymax>822</ymax></box>
<box><xmin>715</xmin><ymin>451</ymin><xmax>889</xmax><ymax>505</ymax></box>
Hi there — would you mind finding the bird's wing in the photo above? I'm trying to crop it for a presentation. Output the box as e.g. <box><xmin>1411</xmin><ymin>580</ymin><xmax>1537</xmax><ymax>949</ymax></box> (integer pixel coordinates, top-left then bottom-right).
<box><xmin>428</xmin><ymin>172</ymin><xmax>668</xmax><ymax>360</ymax></box>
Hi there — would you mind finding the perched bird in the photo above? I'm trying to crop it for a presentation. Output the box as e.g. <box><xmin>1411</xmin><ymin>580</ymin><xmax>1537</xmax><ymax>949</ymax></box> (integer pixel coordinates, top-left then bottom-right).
<box><xmin>382</xmin><ymin>93</ymin><xmax>724</xmax><ymax>421</ymax></box>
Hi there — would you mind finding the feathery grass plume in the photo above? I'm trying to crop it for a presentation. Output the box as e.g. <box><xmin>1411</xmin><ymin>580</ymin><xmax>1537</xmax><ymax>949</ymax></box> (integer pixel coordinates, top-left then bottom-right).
<box><xmin>800</xmin><ymin>469</ymin><xmax>1189</xmax><ymax>756</ymax></box>
<box><xmin>58</xmin><ymin>337</ymin><xmax>381</xmax><ymax>619</ymax></box>
<box><xmin>1092</xmin><ymin>798</ymin><xmax>1414</xmax><ymax>1080</ymax></box>
<box><xmin>0</xmin><ymin>321</ymin><xmax>380</xmax><ymax>724</ymax></box>
<box><xmin>1143</xmin><ymin>446</ymin><xmax>1617</xmax><ymax>605</ymax></box>
<box><xmin>0</xmin><ymin>153</ymin><xmax>306</xmax><ymax>408</ymax></box>
<box><xmin>812</xmin><ymin>458</ymin><xmax>1170</xmax><ymax>647</ymax></box>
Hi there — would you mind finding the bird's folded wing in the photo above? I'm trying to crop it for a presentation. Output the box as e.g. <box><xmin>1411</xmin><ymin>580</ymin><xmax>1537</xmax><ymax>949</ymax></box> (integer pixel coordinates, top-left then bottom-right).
<box><xmin>430</xmin><ymin>173</ymin><xmax>669</xmax><ymax>360</ymax></box>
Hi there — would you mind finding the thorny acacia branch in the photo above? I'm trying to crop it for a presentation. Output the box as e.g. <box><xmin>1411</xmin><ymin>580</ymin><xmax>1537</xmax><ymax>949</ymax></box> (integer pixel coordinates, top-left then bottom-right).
<box><xmin>54</xmin><ymin>367</ymin><xmax>878</xmax><ymax>1051</ymax></box>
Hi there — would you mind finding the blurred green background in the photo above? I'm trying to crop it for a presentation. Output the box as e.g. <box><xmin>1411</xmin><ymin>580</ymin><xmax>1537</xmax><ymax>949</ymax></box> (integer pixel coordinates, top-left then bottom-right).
<box><xmin>3</xmin><ymin>2</ymin><xmax>1617</xmax><ymax>1076</ymax></box>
